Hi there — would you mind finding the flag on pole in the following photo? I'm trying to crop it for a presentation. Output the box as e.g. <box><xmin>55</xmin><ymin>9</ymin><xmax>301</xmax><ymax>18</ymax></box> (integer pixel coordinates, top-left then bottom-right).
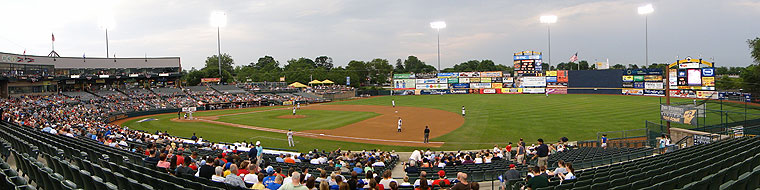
<box><xmin>23</xmin><ymin>49</ymin><xmax>26</xmax><ymax>55</ymax></box>
<box><xmin>52</xmin><ymin>33</ymin><xmax>55</xmax><ymax>42</ymax></box>
<box><xmin>569</xmin><ymin>52</ymin><xmax>578</xmax><ymax>62</ymax></box>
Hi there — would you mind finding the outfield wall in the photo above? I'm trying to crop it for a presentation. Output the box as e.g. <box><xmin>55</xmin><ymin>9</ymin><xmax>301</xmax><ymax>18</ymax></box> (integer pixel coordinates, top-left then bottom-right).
<box><xmin>568</xmin><ymin>70</ymin><xmax>623</xmax><ymax>95</ymax></box>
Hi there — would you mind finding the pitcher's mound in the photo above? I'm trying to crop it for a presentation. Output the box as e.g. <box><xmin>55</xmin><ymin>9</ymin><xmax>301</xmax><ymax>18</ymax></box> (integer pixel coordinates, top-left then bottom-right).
<box><xmin>277</xmin><ymin>115</ymin><xmax>307</xmax><ymax>119</ymax></box>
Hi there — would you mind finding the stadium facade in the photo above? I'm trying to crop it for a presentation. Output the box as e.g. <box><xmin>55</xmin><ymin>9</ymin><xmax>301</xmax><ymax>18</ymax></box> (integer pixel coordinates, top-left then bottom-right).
<box><xmin>0</xmin><ymin>52</ymin><xmax>181</xmax><ymax>98</ymax></box>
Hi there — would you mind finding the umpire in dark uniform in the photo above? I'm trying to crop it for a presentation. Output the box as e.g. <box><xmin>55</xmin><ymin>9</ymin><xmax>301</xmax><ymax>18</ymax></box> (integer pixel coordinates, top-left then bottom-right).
<box><xmin>423</xmin><ymin>126</ymin><xmax>430</xmax><ymax>143</ymax></box>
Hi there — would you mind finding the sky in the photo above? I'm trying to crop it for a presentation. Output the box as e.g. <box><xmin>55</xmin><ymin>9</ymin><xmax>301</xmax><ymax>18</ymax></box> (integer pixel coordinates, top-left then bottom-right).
<box><xmin>1</xmin><ymin>0</ymin><xmax>759</xmax><ymax>70</ymax></box>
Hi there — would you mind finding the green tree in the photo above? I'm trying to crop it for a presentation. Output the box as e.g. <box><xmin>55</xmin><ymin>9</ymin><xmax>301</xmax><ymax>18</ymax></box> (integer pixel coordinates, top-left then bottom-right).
<box><xmin>315</xmin><ymin>56</ymin><xmax>333</xmax><ymax>70</ymax></box>
<box><xmin>394</xmin><ymin>59</ymin><xmax>406</xmax><ymax>73</ymax></box>
<box><xmin>204</xmin><ymin>53</ymin><xmax>235</xmax><ymax>77</ymax></box>
<box><xmin>403</xmin><ymin>56</ymin><xmax>436</xmax><ymax>73</ymax></box>
<box><xmin>283</xmin><ymin>58</ymin><xmax>316</xmax><ymax>83</ymax></box>
<box><xmin>612</xmin><ymin>64</ymin><xmax>626</xmax><ymax>70</ymax></box>
<box><xmin>578</xmin><ymin>61</ymin><xmax>590</xmax><ymax>70</ymax></box>
<box><xmin>749</xmin><ymin>37</ymin><xmax>760</xmax><ymax>64</ymax></box>
<box><xmin>366</xmin><ymin>58</ymin><xmax>393</xmax><ymax>85</ymax></box>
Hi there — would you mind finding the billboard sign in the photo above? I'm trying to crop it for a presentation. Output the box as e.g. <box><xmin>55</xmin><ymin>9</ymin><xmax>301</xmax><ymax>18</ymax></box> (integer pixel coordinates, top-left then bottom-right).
<box><xmin>201</xmin><ymin>78</ymin><xmax>221</xmax><ymax>83</ymax></box>
<box><xmin>702</xmin><ymin>67</ymin><xmax>715</xmax><ymax>77</ymax></box>
<box><xmin>482</xmin><ymin>89</ymin><xmax>497</xmax><ymax>94</ymax></box>
<box><xmin>458</xmin><ymin>72</ymin><xmax>479</xmax><ymax>77</ymax></box>
<box><xmin>437</xmin><ymin>72</ymin><xmax>458</xmax><ymax>78</ymax></box>
<box><xmin>393</xmin><ymin>79</ymin><xmax>416</xmax><ymax>90</ymax></box>
<box><xmin>451</xmin><ymin>83</ymin><xmax>470</xmax><ymax>88</ymax></box>
<box><xmin>634</xmin><ymin>82</ymin><xmax>645</xmax><ymax>89</ymax></box>
<box><xmin>546</xmin><ymin>76</ymin><xmax>557</xmax><ymax>83</ymax></box>
<box><xmin>491</xmin><ymin>83</ymin><xmax>503</xmax><ymax>88</ymax></box>
<box><xmin>393</xmin><ymin>74</ymin><xmax>414</xmax><ymax>79</ymax></box>
<box><xmin>661</xmin><ymin>105</ymin><xmax>698</xmax><ymax>125</ymax></box>
<box><xmin>644</xmin><ymin>89</ymin><xmax>665</xmax><ymax>96</ymax></box>
<box><xmin>687</xmin><ymin>69</ymin><xmax>702</xmax><ymax>86</ymax></box>
<box><xmin>480</xmin><ymin>71</ymin><xmax>503</xmax><ymax>77</ymax></box>
<box><xmin>514</xmin><ymin>54</ymin><xmax>542</xmax><ymax>60</ymax></box>
<box><xmin>415</xmin><ymin>84</ymin><xmax>448</xmax><ymax>89</ymax></box>
<box><xmin>521</xmin><ymin>76</ymin><xmax>547</xmax><ymax>87</ymax></box>
<box><xmin>522</xmin><ymin>88</ymin><xmax>546</xmax><ymax>94</ymax></box>
<box><xmin>622</xmin><ymin>75</ymin><xmax>634</xmax><ymax>82</ymax></box>
<box><xmin>679</xmin><ymin>62</ymin><xmax>700</xmax><ymax>69</ymax></box>
<box><xmin>459</xmin><ymin>78</ymin><xmax>470</xmax><ymax>83</ymax></box>
<box><xmin>547</xmin><ymin>87</ymin><xmax>567</xmax><ymax>94</ymax></box>
<box><xmin>633</xmin><ymin>75</ymin><xmax>645</xmax><ymax>82</ymax></box>
<box><xmin>470</xmin><ymin>78</ymin><xmax>481</xmax><ymax>83</ymax></box>
<box><xmin>500</xmin><ymin>88</ymin><xmax>523</xmax><ymax>94</ymax></box>
<box><xmin>416</xmin><ymin>79</ymin><xmax>438</xmax><ymax>84</ymax></box>
<box><xmin>622</xmin><ymin>82</ymin><xmax>634</xmax><ymax>88</ymax></box>
<box><xmin>645</xmin><ymin>82</ymin><xmax>664</xmax><ymax>89</ymax></box>
<box><xmin>557</xmin><ymin>70</ymin><xmax>568</xmax><ymax>82</ymax></box>
<box><xmin>622</xmin><ymin>88</ymin><xmax>644</xmax><ymax>95</ymax></box>
<box><xmin>447</xmin><ymin>78</ymin><xmax>459</xmax><ymax>83</ymax></box>
<box><xmin>436</xmin><ymin>78</ymin><xmax>448</xmax><ymax>84</ymax></box>
<box><xmin>480</xmin><ymin>77</ymin><xmax>492</xmax><ymax>83</ymax></box>
<box><xmin>644</xmin><ymin>75</ymin><xmax>663</xmax><ymax>82</ymax></box>
<box><xmin>702</xmin><ymin>77</ymin><xmax>715</xmax><ymax>87</ymax></box>
<box><xmin>546</xmin><ymin>71</ymin><xmax>557</xmax><ymax>76</ymax></box>
<box><xmin>470</xmin><ymin>83</ymin><xmax>492</xmax><ymax>89</ymax></box>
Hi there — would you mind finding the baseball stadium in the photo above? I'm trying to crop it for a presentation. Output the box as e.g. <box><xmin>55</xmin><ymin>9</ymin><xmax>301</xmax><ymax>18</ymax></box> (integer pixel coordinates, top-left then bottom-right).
<box><xmin>2</xmin><ymin>1</ymin><xmax>760</xmax><ymax>190</ymax></box>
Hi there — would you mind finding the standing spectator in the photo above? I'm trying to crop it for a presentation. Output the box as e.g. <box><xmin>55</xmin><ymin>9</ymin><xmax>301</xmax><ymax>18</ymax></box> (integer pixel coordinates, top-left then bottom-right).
<box><xmin>504</xmin><ymin>164</ymin><xmax>520</xmax><ymax>181</ymax></box>
<box><xmin>659</xmin><ymin>134</ymin><xmax>670</xmax><ymax>154</ymax></box>
<box><xmin>531</xmin><ymin>139</ymin><xmax>549</xmax><ymax>168</ymax></box>
<box><xmin>517</xmin><ymin>139</ymin><xmax>526</xmax><ymax>165</ymax></box>
<box><xmin>601</xmin><ymin>134</ymin><xmax>608</xmax><ymax>149</ymax></box>
<box><xmin>505</xmin><ymin>142</ymin><xmax>513</xmax><ymax>160</ymax></box>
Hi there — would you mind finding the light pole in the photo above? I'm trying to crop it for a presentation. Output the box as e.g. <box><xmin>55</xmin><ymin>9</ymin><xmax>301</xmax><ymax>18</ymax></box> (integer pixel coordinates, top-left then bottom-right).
<box><xmin>638</xmin><ymin>4</ymin><xmax>654</xmax><ymax>67</ymax></box>
<box><xmin>430</xmin><ymin>21</ymin><xmax>446</xmax><ymax>72</ymax></box>
<box><xmin>211</xmin><ymin>11</ymin><xmax>227</xmax><ymax>80</ymax></box>
<box><xmin>98</xmin><ymin>15</ymin><xmax>115</xmax><ymax>59</ymax></box>
<box><xmin>540</xmin><ymin>15</ymin><xmax>557</xmax><ymax>68</ymax></box>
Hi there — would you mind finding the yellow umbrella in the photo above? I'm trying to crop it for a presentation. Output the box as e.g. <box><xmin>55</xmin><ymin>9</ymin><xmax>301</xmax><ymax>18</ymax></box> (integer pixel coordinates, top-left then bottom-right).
<box><xmin>308</xmin><ymin>80</ymin><xmax>323</xmax><ymax>85</ymax></box>
<box><xmin>288</xmin><ymin>82</ymin><xmax>308</xmax><ymax>88</ymax></box>
<box><xmin>321</xmin><ymin>79</ymin><xmax>334</xmax><ymax>84</ymax></box>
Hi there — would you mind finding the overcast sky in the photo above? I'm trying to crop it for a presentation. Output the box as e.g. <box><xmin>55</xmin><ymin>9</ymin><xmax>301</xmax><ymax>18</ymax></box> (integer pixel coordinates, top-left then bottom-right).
<box><xmin>1</xmin><ymin>0</ymin><xmax>759</xmax><ymax>70</ymax></box>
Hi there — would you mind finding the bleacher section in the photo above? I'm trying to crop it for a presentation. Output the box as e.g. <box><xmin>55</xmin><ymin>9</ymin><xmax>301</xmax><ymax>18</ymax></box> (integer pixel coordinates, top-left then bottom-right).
<box><xmin>294</xmin><ymin>92</ymin><xmax>327</xmax><ymax>102</ymax></box>
<box><xmin>151</xmin><ymin>87</ymin><xmax>184</xmax><ymax>97</ymax></box>
<box><xmin>121</xmin><ymin>89</ymin><xmax>155</xmax><ymax>98</ymax></box>
<box><xmin>92</xmin><ymin>90</ymin><xmax>129</xmax><ymax>100</ymax></box>
<box><xmin>548</xmin><ymin>147</ymin><xmax>651</xmax><ymax>169</ymax></box>
<box><xmin>61</xmin><ymin>91</ymin><xmax>100</xmax><ymax>101</ymax></box>
<box><xmin>515</xmin><ymin>137</ymin><xmax>760</xmax><ymax>190</ymax></box>
<box><xmin>185</xmin><ymin>86</ymin><xmax>219</xmax><ymax>95</ymax></box>
<box><xmin>210</xmin><ymin>85</ymin><xmax>247</xmax><ymax>94</ymax></box>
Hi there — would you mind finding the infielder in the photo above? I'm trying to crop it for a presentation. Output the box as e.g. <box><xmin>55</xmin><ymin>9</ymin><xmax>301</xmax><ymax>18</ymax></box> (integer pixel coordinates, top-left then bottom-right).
<box><xmin>287</xmin><ymin>129</ymin><xmax>295</xmax><ymax>147</ymax></box>
<box><xmin>392</xmin><ymin>99</ymin><xmax>396</xmax><ymax>107</ymax></box>
<box><xmin>292</xmin><ymin>106</ymin><xmax>296</xmax><ymax>115</ymax></box>
<box><xmin>461</xmin><ymin>106</ymin><xmax>466</xmax><ymax>117</ymax></box>
<box><xmin>397</xmin><ymin>117</ymin><xmax>402</xmax><ymax>132</ymax></box>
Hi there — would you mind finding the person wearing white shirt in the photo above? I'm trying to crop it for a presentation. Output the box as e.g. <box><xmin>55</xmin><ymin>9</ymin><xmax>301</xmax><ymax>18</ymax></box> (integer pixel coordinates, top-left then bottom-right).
<box><xmin>409</xmin><ymin>150</ymin><xmax>421</xmax><ymax>162</ymax></box>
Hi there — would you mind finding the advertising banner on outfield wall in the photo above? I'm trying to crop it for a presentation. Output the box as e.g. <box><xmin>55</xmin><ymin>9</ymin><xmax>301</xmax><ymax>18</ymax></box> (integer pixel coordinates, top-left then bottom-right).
<box><xmin>450</xmin><ymin>89</ymin><xmax>469</xmax><ymax>94</ymax></box>
<box><xmin>416</xmin><ymin>83</ymin><xmax>448</xmax><ymax>89</ymax></box>
<box><xmin>500</xmin><ymin>88</ymin><xmax>523</xmax><ymax>94</ymax></box>
<box><xmin>447</xmin><ymin>78</ymin><xmax>459</xmax><ymax>83</ymax></box>
<box><xmin>504</xmin><ymin>77</ymin><xmax>514</xmax><ymax>83</ymax></box>
<box><xmin>470</xmin><ymin>83</ymin><xmax>492</xmax><ymax>89</ymax></box>
<box><xmin>696</xmin><ymin>91</ymin><xmax>718</xmax><ymax>99</ymax></box>
<box><xmin>458</xmin><ymin>72</ymin><xmax>479</xmax><ymax>77</ymax></box>
<box><xmin>394</xmin><ymin>74</ymin><xmax>414</xmax><ymax>79</ymax></box>
<box><xmin>437</xmin><ymin>72</ymin><xmax>458</xmax><ymax>78</ymax></box>
<box><xmin>547</xmin><ymin>87</ymin><xmax>567</xmax><ymax>94</ymax></box>
<box><xmin>633</xmin><ymin>75</ymin><xmax>644</xmax><ymax>82</ymax></box>
<box><xmin>622</xmin><ymin>88</ymin><xmax>644</xmax><ymax>95</ymax></box>
<box><xmin>702</xmin><ymin>77</ymin><xmax>715</xmax><ymax>87</ymax></box>
<box><xmin>470</xmin><ymin>78</ymin><xmax>481</xmax><ymax>83</ymax></box>
<box><xmin>670</xmin><ymin>90</ymin><xmax>697</xmax><ymax>98</ymax></box>
<box><xmin>480</xmin><ymin>77</ymin><xmax>492</xmax><ymax>83</ymax></box>
<box><xmin>622</xmin><ymin>82</ymin><xmax>634</xmax><ymax>88</ymax></box>
<box><xmin>491</xmin><ymin>83</ymin><xmax>503</xmax><ymax>88</ymax></box>
<box><xmin>546</xmin><ymin>76</ymin><xmax>557</xmax><ymax>83</ymax></box>
<box><xmin>669</xmin><ymin>69</ymin><xmax>678</xmax><ymax>88</ymax></box>
<box><xmin>459</xmin><ymin>78</ymin><xmax>470</xmax><ymax>83</ymax></box>
<box><xmin>522</xmin><ymin>88</ymin><xmax>546</xmax><ymax>94</ymax></box>
<box><xmin>436</xmin><ymin>78</ymin><xmax>448</xmax><ymax>83</ymax></box>
<box><xmin>622</xmin><ymin>75</ymin><xmax>634</xmax><ymax>82</ymax></box>
<box><xmin>480</xmin><ymin>71</ymin><xmax>503</xmax><ymax>77</ymax></box>
<box><xmin>557</xmin><ymin>70</ymin><xmax>569</xmax><ymax>82</ymax></box>
<box><xmin>451</xmin><ymin>83</ymin><xmax>470</xmax><ymax>88</ymax></box>
<box><xmin>661</xmin><ymin>105</ymin><xmax>698</xmax><ymax>125</ymax></box>
<box><xmin>521</xmin><ymin>76</ymin><xmax>547</xmax><ymax>87</ymax></box>
<box><xmin>644</xmin><ymin>89</ymin><xmax>665</xmax><ymax>96</ymax></box>
<box><xmin>393</xmin><ymin>79</ymin><xmax>416</xmax><ymax>90</ymax></box>
<box><xmin>481</xmin><ymin>89</ymin><xmax>497</xmax><ymax>94</ymax></box>
<box><xmin>634</xmin><ymin>82</ymin><xmax>645</xmax><ymax>89</ymax></box>
<box><xmin>492</xmin><ymin>77</ymin><xmax>503</xmax><ymax>83</ymax></box>
<box><xmin>644</xmin><ymin>75</ymin><xmax>663</xmax><ymax>81</ymax></box>
<box><xmin>645</xmin><ymin>82</ymin><xmax>664</xmax><ymax>89</ymax></box>
<box><xmin>416</xmin><ymin>79</ymin><xmax>437</xmax><ymax>84</ymax></box>
<box><xmin>546</xmin><ymin>71</ymin><xmax>557</xmax><ymax>76</ymax></box>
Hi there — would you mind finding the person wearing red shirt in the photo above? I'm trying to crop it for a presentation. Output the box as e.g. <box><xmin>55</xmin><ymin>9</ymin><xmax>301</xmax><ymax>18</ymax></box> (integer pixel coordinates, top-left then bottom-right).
<box><xmin>432</xmin><ymin>170</ymin><xmax>451</xmax><ymax>187</ymax></box>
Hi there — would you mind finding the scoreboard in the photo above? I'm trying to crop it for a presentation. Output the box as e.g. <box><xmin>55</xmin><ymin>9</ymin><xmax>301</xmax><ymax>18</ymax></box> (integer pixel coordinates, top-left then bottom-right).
<box><xmin>513</xmin><ymin>51</ymin><xmax>542</xmax><ymax>76</ymax></box>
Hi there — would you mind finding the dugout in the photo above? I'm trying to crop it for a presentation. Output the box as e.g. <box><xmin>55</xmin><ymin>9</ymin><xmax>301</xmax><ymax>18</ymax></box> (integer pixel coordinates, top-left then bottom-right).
<box><xmin>568</xmin><ymin>69</ymin><xmax>623</xmax><ymax>94</ymax></box>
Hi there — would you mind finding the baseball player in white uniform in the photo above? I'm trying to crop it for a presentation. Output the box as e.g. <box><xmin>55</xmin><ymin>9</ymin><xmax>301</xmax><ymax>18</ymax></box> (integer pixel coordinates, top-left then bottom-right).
<box><xmin>297</xmin><ymin>102</ymin><xmax>301</xmax><ymax>109</ymax></box>
<box><xmin>392</xmin><ymin>99</ymin><xmax>396</xmax><ymax>107</ymax></box>
<box><xmin>292</xmin><ymin>106</ymin><xmax>296</xmax><ymax>115</ymax></box>
<box><xmin>397</xmin><ymin>117</ymin><xmax>402</xmax><ymax>132</ymax></box>
<box><xmin>461</xmin><ymin>106</ymin><xmax>466</xmax><ymax>117</ymax></box>
<box><xmin>287</xmin><ymin>129</ymin><xmax>294</xmax><ymax>147</ymax></box>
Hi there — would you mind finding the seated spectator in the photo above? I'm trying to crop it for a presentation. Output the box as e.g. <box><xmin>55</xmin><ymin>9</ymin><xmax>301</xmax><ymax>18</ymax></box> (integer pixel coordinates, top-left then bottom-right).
<box><xmin>389</xmin><ymin>181</ymin><xmax>399</xmax><ymax>190</ymax></box>
<box><xmin>546</xmin><ymin>160</ymin><xmax>567</xmax><ymax>176</ymax></box>
<box><xmin>400</xmin><ymin>177</ymin><xmax>411</xmax><ymax>186</ymax></box>
<box><xmin>379</xmin><ymin>170</ymin><xmax>396</xmax><ymax>190</ymax></box>
<box><xmin>157</xmin><ymin>153</ymin><xmax>171</xmax><ymax>169</ymax></box>
<box><xmin>450</xmin><ymin>172</ymin><xmax>469</xmax><ymax>190</ymax></box>
<box><xmin>277</xmin><ymin>154</ymin><xmax>286</xmax><ymax>162</ymax></box>
<box><xmin>558</xmin><ymin>163</ymin><xmax>576</xmax><ymax>181</ymax></box>
<box><xmin>404</xmin><ymin>161</ymin><xmax>418</xmax><ymax>174</ymax></box>
<box><xmin>432</xmin><ymin>170</ymin><xmax>450</xmax><ymax>187</ymax></box>
<box><xmin>306</xmin><ymin>177</ymin><xmax>317</xmax><ymax>190</ymax></box>
<box><xmin>212</xmin><ymin>166</ymin><xmax>225</xmax><ymax>182</ymax></box>
<box><xmin>224</xmin><ymin>164</ymin><xmax>246</xmax><ymax>188</ymax></box>
<box><xmin>353</xmin><ymin>163</ymin><xmax>364</xmax><ymax>174</ymax></box>
<box><xmin>250</xmin><ymin>173</ymin><xmax>267</xmax><ymax>190</ymax></box>
<box><xmin>267</xmin><ymin>175</ymin><xmax>284</xmax><ymax>190</ymax></box>
<box><xmin>175</xmin><ymin>159</ymin><xmax>195</xmax><ymax>176</ymax></box>
<box><xmin>278</xmin><ymin>172</ymin><xmax>308</xmax><ymax>190</ymax></box>
<box><xmin>414</xmin><ymin>177</ymin><xmax>430</xmax><ymax>190</ymax></box>
<box><xmin>285</xmin><ymin>155</ymin><xmax>296</xmax><ymax>164</ymax></box>
<box><xmin>523</xmin><ymin>166</ymin><xmax>548</xmax><ymax>189</ymax></box>
<box><xmin>413</xmin><ymin>171</ymin><xmax>432</xmax><ymax>187</ymax></box>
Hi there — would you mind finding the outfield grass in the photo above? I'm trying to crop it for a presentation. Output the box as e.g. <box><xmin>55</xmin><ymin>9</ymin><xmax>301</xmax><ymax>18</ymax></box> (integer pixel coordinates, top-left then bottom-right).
<box><xmin>121</xmin><ymin>94</ymin><xmax>760</xmax><ymax>152</ymax></box>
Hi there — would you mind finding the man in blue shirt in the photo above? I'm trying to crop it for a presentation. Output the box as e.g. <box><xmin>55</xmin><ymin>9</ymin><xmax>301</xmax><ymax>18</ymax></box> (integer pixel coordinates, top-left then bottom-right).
<box><xmin>601</xmin><ymin>134</ymin><xmax>608</xmax><ymax>149</ymax></box>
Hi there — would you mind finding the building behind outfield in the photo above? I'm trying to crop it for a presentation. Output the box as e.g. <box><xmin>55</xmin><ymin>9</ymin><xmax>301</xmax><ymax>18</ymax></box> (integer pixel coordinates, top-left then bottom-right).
<box><xmin>0</xmin><ymin>52</ymin><xmax>181</xmax><ymax>98</ymax></box>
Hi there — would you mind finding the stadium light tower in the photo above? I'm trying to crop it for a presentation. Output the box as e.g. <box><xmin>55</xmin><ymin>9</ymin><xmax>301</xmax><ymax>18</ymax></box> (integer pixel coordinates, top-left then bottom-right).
<box><xmin>430</xmin><ymin>21</ymin><xmax>446</xmax><ymax>72</ymax></box>
<box><xmin>98</xmin><ymin>15</ymin><xmax>115</xmax><ymax>59</ymax></box>
<box><xmin>211</xmin><ymin>11</ymin><xmax>227</xmax><ymax>80</ymax></box>
<box><xmin>540</xmin><ymin>15</ymin><xmax>557</xmax><ymax>67</ymax></box>
<box><xmin>638</xmin><ymin>4</ymin><xmax>654</xmax><ymax>67</ymax></box>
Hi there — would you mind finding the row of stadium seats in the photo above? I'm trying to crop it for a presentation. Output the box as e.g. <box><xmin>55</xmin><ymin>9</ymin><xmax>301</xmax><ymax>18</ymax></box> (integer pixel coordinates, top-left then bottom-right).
<box><xmin>518</xmin><ymin>137</ymin><xmax>760</xmax><ymax>190</ymax></box>
<box><xmin>547</xmin><ymin>147</ymin><xmax>651</xmax><ymax>169</ymax></box>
